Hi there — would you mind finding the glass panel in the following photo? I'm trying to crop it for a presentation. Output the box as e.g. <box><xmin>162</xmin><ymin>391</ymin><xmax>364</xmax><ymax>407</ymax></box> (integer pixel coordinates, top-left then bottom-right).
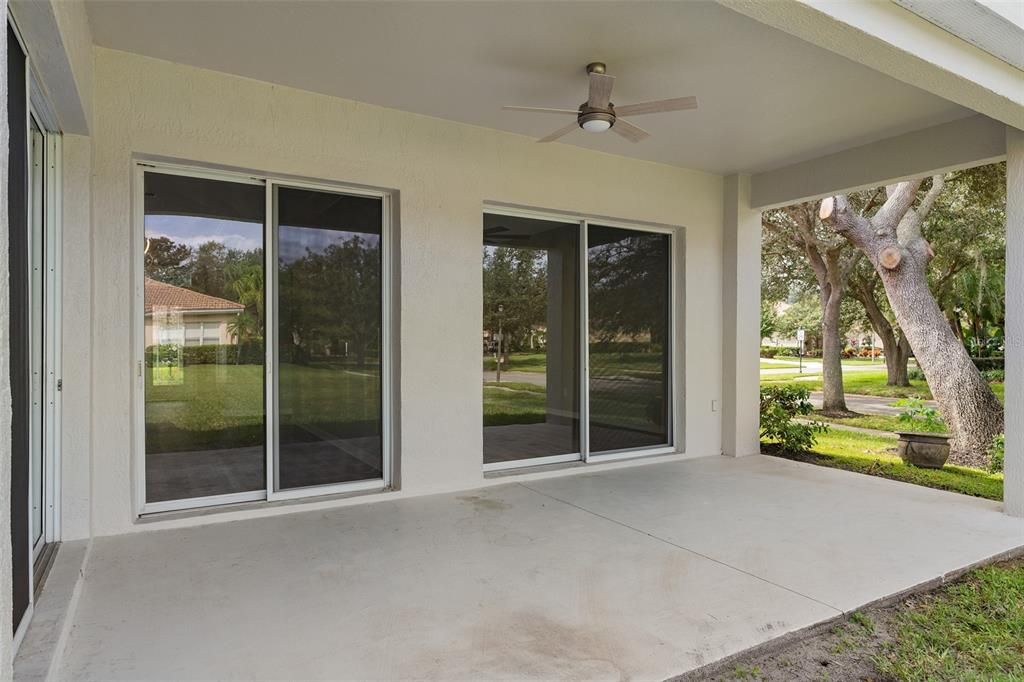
<box><xmin>276</xmin><ymin>187</ymin><xmax>383</xmax><ymax>490</ymax></box>
<box><xmin>143</xmin><ymin>172</ymin><xmax>266</xmax><ymax>503</ymax></box>
<box><xmin>587</xmin><ymin>225</ymin><xmax>671</xmax><ymax>454</ymax></box>
<box><xmin>482</xmin><ymin>214</ymin><xmax>580</xmax><ymax>465</ymax></box>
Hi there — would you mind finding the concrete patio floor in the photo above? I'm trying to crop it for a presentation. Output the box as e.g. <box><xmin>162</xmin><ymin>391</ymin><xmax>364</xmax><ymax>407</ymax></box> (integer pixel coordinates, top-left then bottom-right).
<box><xmin>37</xmin><ymin>455</ymin><xmax>1024</xmax><ymax>680</ymax></box>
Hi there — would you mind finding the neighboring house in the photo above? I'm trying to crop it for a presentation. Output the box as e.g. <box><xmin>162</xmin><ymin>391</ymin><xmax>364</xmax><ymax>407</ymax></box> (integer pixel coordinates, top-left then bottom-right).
<box><xmin>143</xmin><ymin>278</ymin><xmax>243</xmax><ymax>347</ymax></box>
<box><xmin>2</xmin><ymin>0</ymin><xmax>1022</xmax><ymax>677</ymax></box>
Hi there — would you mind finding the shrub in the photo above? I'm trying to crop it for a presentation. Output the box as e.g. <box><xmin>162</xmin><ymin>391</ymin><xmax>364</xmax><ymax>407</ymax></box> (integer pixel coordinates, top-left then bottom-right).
<box><xmin>893</xmin><ymin>397</ymin><xmax>945</xmax><ymax>433</ymax></box>
<box><xmin>760</xmin><ymin>385</ymin><xmax>827</xmax><ymax>451</ymax></box>
<box><xmin>972</xmin><ymin>357</ymin><xmax>1005</xmax><ymax>372</ymax></box>
<box><xmin>775</xmin><ymin>347</ymin><xmax>796</xmax><ymax>357</ymax></box>
<box><xmin>908</xmin><ymin>367</ymin><xmax>926</xmax><ymax>382</ymax></box>
<box><xmin>989</xmin><ymin>434</ymin><xmax>1005</xmax><ymax>474</ymax></box>
<box><xmin>760</xmin><ymin>346</ymin><xmax>778</xmax><ymax>359</ymax></box>
<box><xmin>145</xmin><ymin>342</ymin><xmax>264</xmax><ymax>366</ymax></box>
<box><xmin>981</xmin><ymin>368</ymin><xmax>1005</xmax><ymax>383</ymax></box>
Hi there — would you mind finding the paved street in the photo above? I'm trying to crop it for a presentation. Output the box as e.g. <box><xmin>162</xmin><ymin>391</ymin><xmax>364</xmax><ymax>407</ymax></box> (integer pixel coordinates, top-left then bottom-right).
<box><xmin>809</xmin><ymin>392</ymin><xmax>937</xmax><ymax>416</ymax></box>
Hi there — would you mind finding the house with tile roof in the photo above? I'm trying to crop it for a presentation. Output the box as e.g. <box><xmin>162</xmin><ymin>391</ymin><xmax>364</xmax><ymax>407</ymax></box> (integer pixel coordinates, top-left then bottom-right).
<box><xmin>143</xmin><ymin>277</ymin><xmax>244</xmax><ymax>347</ymax></box>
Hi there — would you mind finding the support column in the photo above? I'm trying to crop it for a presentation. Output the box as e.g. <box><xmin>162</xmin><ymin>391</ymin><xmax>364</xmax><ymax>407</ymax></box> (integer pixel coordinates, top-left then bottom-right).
<box><xmin>1005</xmin><ymin>127</ymin><xmax>1024</xmax><ymax>517</ymax></box>
<box><xmin>722</xmin><ymin>175</ymin><xmax>762</xmax><ymax>457</ymax></box>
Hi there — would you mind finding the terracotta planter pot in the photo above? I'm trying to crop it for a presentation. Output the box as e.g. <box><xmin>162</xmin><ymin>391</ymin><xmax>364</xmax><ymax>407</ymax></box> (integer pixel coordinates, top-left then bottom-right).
<box><xmin>896</xmin><ymin>431</ymin><xmax>951</xmax><ymax>469</ymax></box>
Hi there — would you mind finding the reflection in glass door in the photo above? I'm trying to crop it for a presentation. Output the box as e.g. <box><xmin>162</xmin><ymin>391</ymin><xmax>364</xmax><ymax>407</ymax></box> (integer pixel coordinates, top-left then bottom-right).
<box><xmin>142</xmin><ymin>171</ymin><xmax>267</xmax><ymax>505</ymax></box>
<box><xmin>274</xmin><ymin>186</ymin><xmax>385</xmax><ymax>491</ymax></box>
<box><xmin>481</xmin><ymin>213</ymin><xmax>581</xmax><ymax>468</ymax></box>
<box><xmin>587</xmin><ymin>225</ymin><xmax>671</xmax><ymax>455</ymax></box>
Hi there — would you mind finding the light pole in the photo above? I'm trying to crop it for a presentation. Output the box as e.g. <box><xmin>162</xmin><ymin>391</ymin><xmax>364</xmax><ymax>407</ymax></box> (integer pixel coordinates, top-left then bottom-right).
<box><xmin>496</xmin><ymin>303</ymin><xmax>505</xmax><ymax>384</ymax></box>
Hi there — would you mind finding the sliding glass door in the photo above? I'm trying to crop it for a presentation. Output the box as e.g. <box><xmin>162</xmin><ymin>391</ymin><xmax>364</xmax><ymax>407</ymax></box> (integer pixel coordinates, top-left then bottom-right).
<box><xmin>482</xmin><ymin>211</ymin><xmax>675</xmax><ymax>469</ymax></box>
<box><xmin>142</xmin><ymin>172</ymin><xmax>267</xmax><ymax>504</ymax></box>
<box><xmin>139</xmin><ymin>166</ymin><xmax>389</xmax><ymax>511</ymax></box>
<box><xmin>274</xmin><ymin>186</ymin><xmax>384</xmax><ymax>492</ymax></box>
<box><xmin>587</xmin><ymin>225</ymin><xmax>671</xmax><ymax>455</ymax></box>
<box><xmin>482</xmin><ymin>213</ymin><xmax>580</xmax><ymax>468</ymax></box>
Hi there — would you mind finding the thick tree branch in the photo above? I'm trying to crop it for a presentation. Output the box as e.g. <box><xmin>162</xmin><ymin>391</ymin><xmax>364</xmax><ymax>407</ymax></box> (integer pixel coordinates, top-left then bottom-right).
<box><xmin>917</xmin><ymin>175</ymin><xmax>945</xmax><ymax>222</ymax></box>
<box><xmin>874</xmin><ymin>180</ymin><xmax>923</xmax><ymax>235</ymax></box>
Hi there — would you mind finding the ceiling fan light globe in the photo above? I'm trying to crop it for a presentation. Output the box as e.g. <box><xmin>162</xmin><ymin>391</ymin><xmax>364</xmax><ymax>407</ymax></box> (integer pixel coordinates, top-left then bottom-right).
<box><xmin>581</xmin><ymin>118</ymin><xmax>612</xmax><ymax>133</ymax></box>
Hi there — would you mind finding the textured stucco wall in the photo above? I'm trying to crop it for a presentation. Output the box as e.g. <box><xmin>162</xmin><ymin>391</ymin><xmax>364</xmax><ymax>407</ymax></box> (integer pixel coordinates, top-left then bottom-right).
<box><xmin>60</xmin><ymin>133</ymin><xmax>92</xmax><ymax>541</ymax></box>
<box><xmin>89</xmin><ymin>47</ymin><xmax>725</xmax><ymax>537</ymax></box>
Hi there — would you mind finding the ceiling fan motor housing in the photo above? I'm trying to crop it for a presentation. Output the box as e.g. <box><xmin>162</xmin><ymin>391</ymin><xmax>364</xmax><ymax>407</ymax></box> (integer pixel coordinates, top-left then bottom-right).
<box><xmin>578</xmin><ymin>103</ymin><xmax>615</xmax><ymax>131</ymax></box>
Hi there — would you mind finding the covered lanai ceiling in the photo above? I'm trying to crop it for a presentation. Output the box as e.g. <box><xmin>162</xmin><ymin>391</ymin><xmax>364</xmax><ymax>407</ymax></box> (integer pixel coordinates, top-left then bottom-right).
<box><xmin>85</xmin><ymin>0</ymin><xmax>975</xmax><ymax>175</ymax></box>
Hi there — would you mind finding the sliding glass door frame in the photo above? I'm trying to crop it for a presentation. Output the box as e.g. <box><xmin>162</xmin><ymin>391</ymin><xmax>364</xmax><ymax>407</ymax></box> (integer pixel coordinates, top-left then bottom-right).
<box><xmin>581</xmin><ymin>218</ymin><xmax>678</xmax><ymax>464</ymax></box>
<box><xmin>481</xmin><ymin>206</ymin><xmax>584</xmax><ymax>473</ymax></box>
<box><xmin>265</xmin><ymin>178</ymin><xmax>392</xmax><ymax>502</ymax></box>
<box><xmin>133</xmin><ymin>162</ymin><xmax>393</xmax><ymax>515</ymax></box>
<box><xmin>481</xmin><ymin>205</ymin><xmax>680</xmax><ymax>471</ymax></box>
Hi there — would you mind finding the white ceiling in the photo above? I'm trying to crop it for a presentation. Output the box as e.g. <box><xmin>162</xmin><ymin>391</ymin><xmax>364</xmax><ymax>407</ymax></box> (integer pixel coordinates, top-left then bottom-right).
<box><xmin>85</xmin><ymin>1</ymin><xmax>974</xmax><ymax>175</ymax></box>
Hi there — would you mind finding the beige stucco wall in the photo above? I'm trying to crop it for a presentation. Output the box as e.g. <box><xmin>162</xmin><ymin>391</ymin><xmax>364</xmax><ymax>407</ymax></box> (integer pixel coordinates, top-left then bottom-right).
<box><xmin>88</xmin><ymin>47</ymin><xmax>725</xmax><ymax>537</ymax></box>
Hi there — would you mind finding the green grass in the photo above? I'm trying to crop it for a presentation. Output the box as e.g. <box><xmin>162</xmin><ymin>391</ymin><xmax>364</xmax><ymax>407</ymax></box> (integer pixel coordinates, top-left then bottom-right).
<box><xmin>482</xmin><ymin>353</ymin><xmax>548</xmax><ymax>373</ymax></box>
<box><xmin>874</xmin><ymin>561</ymin><xmax>1024</xmax><ymax>681</ymax></box>
<box><xmin>482</xmin><ymin>382</ymin><xmax>546</xmax><ymax>426</ymax></box>
<box><xmin>760</xmin><ymin>360</ymin><xmax>801</xmax><ymax>369</ymax></box>
<box><xmin>146</xmin><ymin>361</ymin><xmax>381</xmax><ymax>452</ymax></box>
<box><xmin>812</xmin><ymin>410</ymin><xmax>947</xmax><ymax>434</ymax></box>
<box><xmin>765</xmin><ymin>430</ymin><xmax>1003</xmax><ymax>501</ymax></box>
<box><xmin>761</xmin><ymin>368</ymin><xmax>1005</xmax><ymax>403</ymax></box>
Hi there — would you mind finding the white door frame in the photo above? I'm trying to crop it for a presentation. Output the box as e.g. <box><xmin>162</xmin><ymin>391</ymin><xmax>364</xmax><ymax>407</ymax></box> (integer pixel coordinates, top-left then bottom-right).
<box><xmin>133</xmin><ymin>161</ymin><xmax>394</xmax><ymax>515</ymax></box>
<box><xmin>481</xmin><ymin>204</ymin><xmax>681</xmax><ymax>471</ymax></box>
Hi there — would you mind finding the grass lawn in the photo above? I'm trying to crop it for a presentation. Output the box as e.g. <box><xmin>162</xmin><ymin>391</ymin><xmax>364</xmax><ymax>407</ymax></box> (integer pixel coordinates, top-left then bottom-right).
<box><xmin>762</xmin><ymin>368</ymin><xmax>1006</xmax><ymax>403</ymax></box>
<box><xmin>874</xmin><ymin>560</ymin><xmax>1024</xmax><ymax>681</ymax></box>
<box><xmin>764</xmin><ymin>430</ymin><xmax>1003</xmax><ymax>501</ymax></box>
<box><xmin>482</xmin><ymin>381</ymin><xmax>546</xmax><ymax>426</ymax></box>
<box><xmin>482</xmin><ymin>353</ymin><xmax>548</xmax><ymax>373</ymax></box>
<box><xmin>811</xmin><ymin>410</ymin><xmax>946</xmax><ymax>434</ymax></box>
<box><xmin>146</xmin><ymin>361</ymin><xmax>382</xmax><ymax>452</ymax></box>
<box><xmin>720</xmin><ymin>559</ymin><xmax>1024</xmax><ymax>681</ymax></box>
<box><xmin>759</xmin><ymin>360</ymin><xmax>801</xmax><ymax>369</ymax></box>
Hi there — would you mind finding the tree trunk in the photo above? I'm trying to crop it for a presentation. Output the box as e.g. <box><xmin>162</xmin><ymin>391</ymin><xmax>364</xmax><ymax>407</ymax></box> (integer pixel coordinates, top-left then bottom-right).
<box><xmin>878</xmin><ymin>261</ymin><xmax>1001</xmax><ymax>465</ymax></box>
<box><xmin>891</xmin><ymin>335</ymin><xmax>911</xmax><ymax>387</ymax></box>
<box><xmin>819</xmin><ymin>286</ymin><xmax>849</xmax><ymax>414</ymax></box>
<box><xmin>822</xmin><ymin>183</ymin><xmax>1003</xmax><ymax>466</ymax></box>
<box><xmin>852</xmin><ymin>279</ymin><xmax>910</xmax><ymax>387</ymax></box>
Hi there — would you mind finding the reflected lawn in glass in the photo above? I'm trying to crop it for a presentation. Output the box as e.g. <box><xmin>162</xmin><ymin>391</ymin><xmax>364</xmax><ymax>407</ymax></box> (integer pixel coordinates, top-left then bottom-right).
<box><xmin>276</xmin><ymin>186</ymin><xmax>384</xmax><ymax>489</ymax></box>
<box><xmin>143</xmin><ymin>171</ymin><xmax>265</xmax><ymax>503</ymax></box>
<box><xmin>587</xmin><ymin>226</ymin><xmax>671</xmax><ymax>454</ymax></box>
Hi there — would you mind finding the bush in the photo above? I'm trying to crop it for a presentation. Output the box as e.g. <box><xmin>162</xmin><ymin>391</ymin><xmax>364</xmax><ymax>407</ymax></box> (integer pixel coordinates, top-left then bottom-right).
<box><xmin>760</xmin><ymin>346</ymin><xmax>778</xmax><ymax>359</ymax></box>
<box><xmin>760</xmin><ymin>385</ymin><xmax>828</xmax><ymax>451</ymax></box>
<box><xmin>775</xmin><ymin>347</ymin><xmax>796</xmax><ymax>357</ymax></box>
<box><xmin>972</xmin><ymin>357</ymin><xmax>1005</xmax><ymax>371</ymax></box>
<box><xmin>981</xmin><ymin>368</ymin><xmax>1005</xmax><ymax>383</ymax></box>
<box><xmin>989</xmin><ymin>434</ymin><xmax>1005</xmax><ymax>474</ymax></box>
<box><xmin>893</xmin><ymin>397</ymin><xmax>945</xmax><ymax>433</ymax></box>
<box><xmin>145</xmin><ymin>342</ymin><xmax>264</xmax><ymax>366</ymax></box>
<box><xmin>908</xmin><ymin>367</ymin><xmax>926</xmax><ymax>382</ymax></box>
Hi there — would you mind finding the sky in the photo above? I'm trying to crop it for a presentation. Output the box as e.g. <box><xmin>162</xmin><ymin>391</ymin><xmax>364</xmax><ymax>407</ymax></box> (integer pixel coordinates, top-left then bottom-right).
<box><xmin>145</xmin><ymin>215</ymin><xmax>380</xmax><ymax>264</ymax></box>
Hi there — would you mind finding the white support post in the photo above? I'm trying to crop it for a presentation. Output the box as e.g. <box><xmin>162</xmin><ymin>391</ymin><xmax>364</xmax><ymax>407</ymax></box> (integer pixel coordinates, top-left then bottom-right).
<box><xmin>1005</xmin><ymin>127</ymin><xmax>1024</xmax><ymax>517</ymax></box>
<box><xmin>722</xmin><ymin>175</ymin><xmax>762</xmax><ymax>457</ymax></box>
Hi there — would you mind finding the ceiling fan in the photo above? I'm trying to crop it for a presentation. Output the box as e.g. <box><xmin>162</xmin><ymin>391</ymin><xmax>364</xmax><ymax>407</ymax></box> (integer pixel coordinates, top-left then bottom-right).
<box><xmin>504</xmin><ymin>62</ymin><xmax>698</xmax><ymax>143</ymax></box>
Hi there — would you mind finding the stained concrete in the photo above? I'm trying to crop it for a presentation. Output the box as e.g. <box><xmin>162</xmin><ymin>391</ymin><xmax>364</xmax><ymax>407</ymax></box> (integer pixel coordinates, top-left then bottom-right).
<box><xmin>48</xmin><ymin>456</ymin><xmax>1024</xmax><ymax>680</ymax></box>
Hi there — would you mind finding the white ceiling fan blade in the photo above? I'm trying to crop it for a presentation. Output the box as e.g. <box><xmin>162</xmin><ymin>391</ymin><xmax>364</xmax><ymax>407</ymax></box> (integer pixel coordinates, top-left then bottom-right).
<box><xmin>611</xmin><ymin>118</ymin><xmax>649</xmax><ymax>143</ymax></box>
<box><xmin>503</xmin><ymin>106</ymin><xmax>580</xmax><ymax>115</ymax></box>
<box><xmin>588</xmin><ymin>72</ymin><xmax>615</xmax><ymax>109</ymax></box>
<box><xmin>615</xmin><ymin>96</ymin><xmax>698</xmax><ymax>117</ymax></box>
<box><xmin>537</xmin><ymin>121</ymin><xmax>580</xmax><ymax>143</ymax></box>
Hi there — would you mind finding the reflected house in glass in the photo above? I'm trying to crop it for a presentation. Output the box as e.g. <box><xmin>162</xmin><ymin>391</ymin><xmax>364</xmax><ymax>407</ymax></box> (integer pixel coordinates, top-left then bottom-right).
<box><xmin>144</xmin><ymin>277</ymin><xmax>245</xmax><ymax>348</ymax></box>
